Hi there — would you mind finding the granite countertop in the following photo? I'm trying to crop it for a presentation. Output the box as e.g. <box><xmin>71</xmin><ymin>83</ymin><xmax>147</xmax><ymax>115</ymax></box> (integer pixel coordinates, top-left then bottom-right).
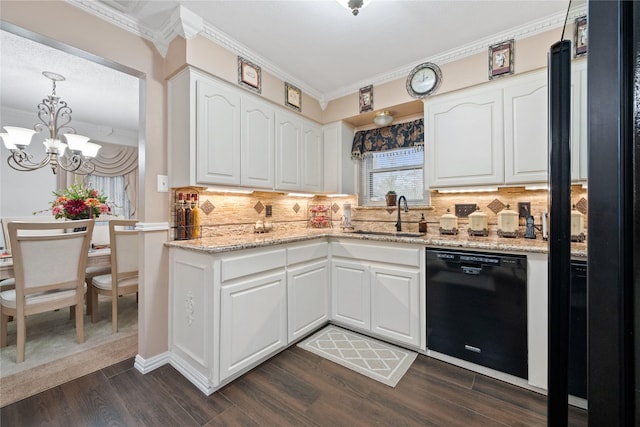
<box><xmin>165</xmin><ymin>227</ymin><xmax>588</xmax><ymax>258</ymax></box>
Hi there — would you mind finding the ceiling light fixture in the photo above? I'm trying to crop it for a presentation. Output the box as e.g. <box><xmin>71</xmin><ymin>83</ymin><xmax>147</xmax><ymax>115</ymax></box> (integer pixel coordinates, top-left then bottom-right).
<box><xmin>1</xmin><ymin>71</ymin><xmax>101</xmax><ymax>175</ymax></box>
<box><xmin>337</xmin><ymin>0</ymin><xmax>371</xmax><ymax>16</ymax></box>
<box><xmin>373</xmin><ymin>111</ymin><xmax>393</xmax><ymax>126</ymax></box>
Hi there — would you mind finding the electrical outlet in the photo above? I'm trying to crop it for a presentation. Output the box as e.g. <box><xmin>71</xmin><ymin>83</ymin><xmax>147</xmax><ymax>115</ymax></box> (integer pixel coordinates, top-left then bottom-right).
<box><xmin>157</xmin><ymin>174</ymin><xmax>169</xmax><ymax>193</ymax></box>
<box><xmin>265</xmin><ymin>205</ymin><xmax>272</xmax><ymax>217</ymax></box>
<box><xmin>455</xmin><ymin>203</ymin><xmax>477</xmax><ymax>218</ymax></box>
<box><xmin>518</xmin><ymin>202</ymin><xmax>531</xmax><ymax>218</ymax></box>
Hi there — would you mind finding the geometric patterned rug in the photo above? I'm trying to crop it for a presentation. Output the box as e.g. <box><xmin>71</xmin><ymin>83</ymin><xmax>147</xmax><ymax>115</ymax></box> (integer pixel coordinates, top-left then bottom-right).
<box><xmin>297</xmin><ymin>325</ymin><xmax>417</xmax><ymax>387</ymax></box>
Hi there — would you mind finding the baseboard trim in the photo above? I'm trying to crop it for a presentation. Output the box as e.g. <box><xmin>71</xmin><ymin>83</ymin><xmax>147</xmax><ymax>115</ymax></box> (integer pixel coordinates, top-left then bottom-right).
<box><xmin>168</xmin><ymin>353</ymin><xmax>217</xmax><ymax>395</ymax></box>
<box><xmin>134</xmin><ymin>351</ymin><xmax>171</xmax><ymax>374</ymax></box>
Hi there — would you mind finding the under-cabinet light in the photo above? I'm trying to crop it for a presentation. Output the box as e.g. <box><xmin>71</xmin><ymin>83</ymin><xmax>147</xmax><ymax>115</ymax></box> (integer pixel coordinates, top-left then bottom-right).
<box><xmin>287</xmin><ymin>193</ymin><xmax>315</xmax><ymax>198</ymax></box>
<box><xmin>326</xmin><ymin>194</ymin><xmax>350</xmax><ymax>197</ymax></box>
<box><xmin>436</xmin><ymin>186</ymin><xmax>499</xmax><ymax>194</ymax></box>
<box><xmin>206</xmin><ymin>187</ymin><xmax>253</xmax><ymax>194</ymax></box>
<box><xmin>524</xmin><ymin>184</ymin><xmax>549</xmax><ymax>191</ymax></box>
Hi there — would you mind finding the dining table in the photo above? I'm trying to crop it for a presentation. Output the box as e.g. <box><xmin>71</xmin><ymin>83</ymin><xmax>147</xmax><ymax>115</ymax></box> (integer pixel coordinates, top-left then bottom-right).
<box><xmin>0</xmin><ymin>247</ymin><xmax>111</xmax><ymax>281</ymax></box>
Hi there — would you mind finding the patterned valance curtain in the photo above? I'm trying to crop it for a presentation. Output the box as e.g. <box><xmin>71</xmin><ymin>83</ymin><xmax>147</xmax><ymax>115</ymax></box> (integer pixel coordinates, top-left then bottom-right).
<box><xmin>351</xmin><ymin>118</ymin><xmax>424</xmax><ymax>159</ymax></box>
<box><xmin>57</xmin><ymin>143</ymin><xmax>138</xmax><ymax>217</ymax></box>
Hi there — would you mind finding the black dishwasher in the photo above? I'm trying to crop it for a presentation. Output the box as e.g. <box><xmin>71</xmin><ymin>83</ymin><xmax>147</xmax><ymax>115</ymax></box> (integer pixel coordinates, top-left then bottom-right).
<box><xmin>426</xmin><ymin>248</ymin><xmax>528</xmax><ymax>379</ymax></box>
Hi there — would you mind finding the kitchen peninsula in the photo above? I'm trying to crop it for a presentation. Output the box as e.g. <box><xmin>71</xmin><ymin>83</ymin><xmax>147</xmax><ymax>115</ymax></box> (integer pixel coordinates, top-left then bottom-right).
<box><xmin>166</xmin><ymin>225</ymin><xmax>587</xmax><ymax>400</ymax></box>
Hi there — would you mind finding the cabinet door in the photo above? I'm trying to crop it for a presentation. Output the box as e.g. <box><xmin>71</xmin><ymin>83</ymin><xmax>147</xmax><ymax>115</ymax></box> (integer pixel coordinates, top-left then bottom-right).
<box><xmin>241</xmin><ymin>97</ymin><xmax>275</xmax><ymax>189</ymax></box>
<box><xmin>370</xmin><ymin>264</ymin><xmax>420</xmax><ymax>347</ymax></box>
<box><xmin>302</xmin><ymin>121</ymin><xmax>323</xmax><ymax>193</ymax></box>
<box><xmin>331</xmin><ymin>259</ymin><xmax>371</xmax><ymax>330</ymax></box>
<box><xmin>275</xmin><ymin>110</ymin><xmax>303</xmax><ymax>191</ymax></box>
<box><xmin>503</xmin><ymin>71</ymin><xmax>548</xmax><ymax>184</ymax></box>
<box><xmin>220</xmin><ymin>271</ymin><xmax>287</xmax><ymax>381</ymax></box>
<box><xmin>322</xmin><ymin>123</ymin><xmax>340</xmax><ymax>194</ymax></box>
<box><xmin>323</xmin><ymin>121</ymin><xmax>356</xmax><ymax>194</ymax></box>
<box><xmin>287</xmin><ymin>259</ymin><xmax>329</xmax><ymax>343</ymax></box>
<box><xmin>196</xmin><ymin>79</ymin><xmax>241</xmax><ymax>185</ymax></box>
<box><xmin>428</xmin><ymin>87</ymin><xmax>504</xmax><ymax>187</ymax></box>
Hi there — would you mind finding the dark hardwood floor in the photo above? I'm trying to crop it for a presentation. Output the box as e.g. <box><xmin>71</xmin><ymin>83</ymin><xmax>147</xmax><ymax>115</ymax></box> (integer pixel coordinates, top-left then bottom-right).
<box><xmin>1</xmin><ymin>346</ymin><xmax>587</xmax><ymax>426</ymax></box>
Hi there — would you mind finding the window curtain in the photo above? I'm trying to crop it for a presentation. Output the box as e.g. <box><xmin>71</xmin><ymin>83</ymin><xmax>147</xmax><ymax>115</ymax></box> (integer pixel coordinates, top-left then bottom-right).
<box><xmin>57</xmin><ymin>143</ymin><xmax>138</xmax><ymax>217</ymax></box>
<box><xmin>351</xmin><ymin>118</ymin><xmax>424</xmax><ymax>159</ymax></box>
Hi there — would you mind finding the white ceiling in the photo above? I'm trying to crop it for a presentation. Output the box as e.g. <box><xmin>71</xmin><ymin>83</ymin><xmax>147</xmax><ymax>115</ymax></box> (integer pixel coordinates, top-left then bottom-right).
<box><xmin>0</xmin><ymin>0</ymin><xmax>586</xmax><ymax>136</ymax></box>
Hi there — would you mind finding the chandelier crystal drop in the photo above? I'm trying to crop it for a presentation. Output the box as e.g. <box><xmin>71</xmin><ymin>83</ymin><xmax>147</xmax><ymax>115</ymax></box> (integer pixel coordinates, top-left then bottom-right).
<box><xmin>1</xmin><ymin>71</ymin><xmax>101</xmax><ymax>175</ymax></box>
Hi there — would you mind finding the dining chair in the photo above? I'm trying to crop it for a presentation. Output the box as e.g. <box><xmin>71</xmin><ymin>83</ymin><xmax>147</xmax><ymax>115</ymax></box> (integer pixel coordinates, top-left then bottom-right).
<box><xmin>0</xmin><ymin>216</ymin><xmax>63</xmax><ymax>292</ymax></box>
<box><xmin>0</xmin><ymin>219</ymin><xmax>94</xmax><ymax>363</ymax></box>
<box><xmin>90</xmin><ymin>219</ymin><xmax>138</xmax><ymax>333</ymax></box>
<box><xmin>84</xmin><ymin>221</ymin><xmax>111</xmax><ymax>316</ymax></box>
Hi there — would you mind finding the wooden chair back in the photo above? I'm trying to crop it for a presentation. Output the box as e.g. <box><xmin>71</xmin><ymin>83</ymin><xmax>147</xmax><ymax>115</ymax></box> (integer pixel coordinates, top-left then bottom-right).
<box><xmin>109</xmin><ymin>219</ymin><xmax>139</xmax><ymax>292</ymax></box>
<box><xmin>1</xmin><ymin>216</ymin><xmax>63</xmax><ymax>253</ymax></box>
<box><xmin>9</xmin><ymin>220</ymin><xmax>94</xmax><ymax>304</ymax></box>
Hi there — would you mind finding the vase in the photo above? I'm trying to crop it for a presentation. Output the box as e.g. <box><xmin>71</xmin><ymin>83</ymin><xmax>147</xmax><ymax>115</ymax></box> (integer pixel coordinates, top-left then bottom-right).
<box><xmin>385</xmin><ymin>194</ymin><xmax>397</xmax><ymax>207</ymax></box>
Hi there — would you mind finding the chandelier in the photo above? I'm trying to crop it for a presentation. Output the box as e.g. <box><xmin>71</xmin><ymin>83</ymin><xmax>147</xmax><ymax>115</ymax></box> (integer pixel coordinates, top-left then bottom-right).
<box><xmin>1</xmin><ymin>71</ymin><xmax>101</xmax><ymax>175</ymax></box>
<box><xmin>337</xmin><ymin>0</ymin><xmax>372</xmax><ymax>16</ymax></box>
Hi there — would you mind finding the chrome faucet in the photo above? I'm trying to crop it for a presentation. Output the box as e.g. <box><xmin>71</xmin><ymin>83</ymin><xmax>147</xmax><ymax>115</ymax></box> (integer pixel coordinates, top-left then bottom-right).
<box><xmin>396</xmin><ymin>195</ymin><xmax>408</xmax><ymax>231</ymax></box>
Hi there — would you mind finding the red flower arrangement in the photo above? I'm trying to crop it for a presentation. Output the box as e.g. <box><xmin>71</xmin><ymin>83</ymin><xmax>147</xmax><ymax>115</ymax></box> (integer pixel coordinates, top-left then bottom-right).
<box><xmin>49</xmin><ymin>182</ymin><xmax>111</xmax><ymax>220</ymax></box>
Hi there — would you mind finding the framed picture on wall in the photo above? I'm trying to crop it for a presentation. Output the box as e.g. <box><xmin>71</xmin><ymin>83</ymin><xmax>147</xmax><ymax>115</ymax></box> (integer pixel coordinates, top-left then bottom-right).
<box><xmin>285</xmin><ymin>82</ymin><xmax>302</xmax><ymax>111</ymax></box>
<box><xmin>575</xmin><ymin>16</ymin><xmax>588</xmax><ymax>57</ymax></box>
<box><xmin>238</xmin><ymin>56</ymin><xmax>261</xmax><ymax>94</ymax></box>
<box><xmin>488</xmin><ymin>40</ymin><xmax>514</xmax><ymax>80</ymax></box>
<box><xmin>359</xmin><ymin>85</ymin><xmax>373</xmax><ymax>113</ymax></box>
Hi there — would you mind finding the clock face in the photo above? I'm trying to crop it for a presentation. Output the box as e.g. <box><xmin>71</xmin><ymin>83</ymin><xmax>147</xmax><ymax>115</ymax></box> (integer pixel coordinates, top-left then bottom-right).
<box><xmin>406</xmin><ymin>63</ymin><xmax>442</xmax><ymax>98</ymax></box>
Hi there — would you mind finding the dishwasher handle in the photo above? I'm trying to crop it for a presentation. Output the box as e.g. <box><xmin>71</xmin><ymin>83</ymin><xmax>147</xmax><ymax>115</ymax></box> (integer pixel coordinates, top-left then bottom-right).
<box><xmin>461</xmin><ymin>266</ymin><xmax>483</xmax><ymax>275</ymax></box>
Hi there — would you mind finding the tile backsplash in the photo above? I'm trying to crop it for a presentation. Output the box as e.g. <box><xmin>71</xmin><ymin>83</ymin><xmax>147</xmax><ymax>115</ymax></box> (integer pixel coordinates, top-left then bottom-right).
<box><xmin>170</xmin><ymin>185</ymin><xmax>587</xmax><ymax>238</ymax></box>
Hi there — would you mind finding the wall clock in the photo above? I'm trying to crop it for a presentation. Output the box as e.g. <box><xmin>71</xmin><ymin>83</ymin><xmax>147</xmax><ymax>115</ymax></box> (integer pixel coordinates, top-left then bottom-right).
<box><xmin>406</xmin><ymin>62</ymin><xmax>442</xmax><ymax>98</ymax></box>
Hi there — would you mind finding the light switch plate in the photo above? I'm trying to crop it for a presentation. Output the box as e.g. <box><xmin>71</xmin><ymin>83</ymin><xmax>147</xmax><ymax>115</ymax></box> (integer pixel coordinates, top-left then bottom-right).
<box><xmin>157</xmin><ymin>174</ymin><xmax>169</xmax><ymax>192</ymax></box>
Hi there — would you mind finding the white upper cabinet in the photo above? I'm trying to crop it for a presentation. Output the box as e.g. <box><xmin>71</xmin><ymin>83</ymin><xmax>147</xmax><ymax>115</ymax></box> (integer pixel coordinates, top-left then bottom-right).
<box><xmin>503</xmin><ymin>70</ymin><xmax>548</xmax><ymax>184</ymax></box>
<box><xmin>427</xmin><ymin>85</ymin><xmax>504</xmax><ymax>187</ymax></box>
<box><xmin>169</xmin><ymin>67</ymin><xmax>326</xmax><ymax>192</ymax></box>
<box><xmin>322</xmin><ymin>121</ymin><xmax>356</xmax><ymax>194</ymax></box>
<box><xmin>241</xmin><ymin>97</ymin><xmax>275</xmax><ymax>189</ymax></box>
<box><xmin>275</xmin><ymin>110</ymin><xmax>303</xmax><ymax>191</ymax></box>
<box><xmin>301</xmin><ymin>121</ymin><xmax>323</xmax><ymax>193</ymax></box>
<box><xmin>427</xmin><ymin>63</ymin><xmax>587</xmax><ymax>189</ymax></box>
<box><xmin>196</xmin><ymin>78</ymin><xmax>242</xmax><ymax>186</ymax></box>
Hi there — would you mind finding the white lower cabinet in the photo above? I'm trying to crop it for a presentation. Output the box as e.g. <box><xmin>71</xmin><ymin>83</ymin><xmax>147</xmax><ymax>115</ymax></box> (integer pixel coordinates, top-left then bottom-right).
<box><xmin>331</xmin><ymin>259</ymin><xmax>371</xmax><ymax>330</ymax></box>
<box><xmin>370</xmin><ymin>265</ymin><xmax>420</xmax><ymax>347</ymax></box>
<box><xmin>169</xmin><ymin>248</ymin><xmax>215</xmax><ymax>384</ymax></box>
<box><xmin>219</xmin><ymin>270</ymin><xmax>287</xmax><ymax>382</ymax></box>
<box><xmin>287</xmin><ymin>259</ymin><xmax>329</xmax><ymax>342</ymax></box>
<box><xmin>169</xmin><ymin>239</ymin><xmax>424</xmax><ymax>396</ymax></box>
<box><xmin>330</xmin><ymin>240</ymin><xmax>423</xmax><ymax>348</ymax></box>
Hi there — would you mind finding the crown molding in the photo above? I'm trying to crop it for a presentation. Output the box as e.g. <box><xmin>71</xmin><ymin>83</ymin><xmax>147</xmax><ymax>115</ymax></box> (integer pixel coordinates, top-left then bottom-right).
<box><xmin>68</xmin><ymin>0</ymin><xmax>157</xmax><ymax>41</ymax></box>
<box><xmin>66</xmin><ymin>1</ymin><xmax>586</xmax><ymax>107</ymax></box>
<box><xmin>323</xmin><ymin>3</ymin><xmax>587</xmax><ymax>102</ymax></box>
<box><xmin>154</xmin><ymin>5</ymin><xmax>204</xmax><ymax>57</ymax></box>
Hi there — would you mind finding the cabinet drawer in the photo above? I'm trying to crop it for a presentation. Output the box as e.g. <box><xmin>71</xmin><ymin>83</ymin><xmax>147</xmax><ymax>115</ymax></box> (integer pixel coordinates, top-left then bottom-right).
<box><xmin>221</xmin><ymin>248</ymin><xmax>286</xmax><ymax>282</ymax></box>
<box><xmin>287</xmin><ymin>240</ymin><xmax>328</xmax><ymax>265</ymax></box>
<box><xmin>331</xmin><ymin>241</ymin><xmax>420</xmax><ymax>267</ymax></box>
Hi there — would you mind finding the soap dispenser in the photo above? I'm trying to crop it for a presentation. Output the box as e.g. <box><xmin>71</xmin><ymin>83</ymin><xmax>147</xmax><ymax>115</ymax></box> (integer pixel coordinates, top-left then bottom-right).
<box><xmin>418</xmin><ymin>213</ymin><xmax>427</xmax><ymax>234</ymax></box>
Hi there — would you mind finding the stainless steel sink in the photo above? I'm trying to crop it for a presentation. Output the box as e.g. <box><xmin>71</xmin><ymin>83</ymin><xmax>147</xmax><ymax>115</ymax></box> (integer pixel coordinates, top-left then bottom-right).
<box><xmin>351</xmin><ymin>230</ymin><xmax>426</xmax><ymax>238</ymax></box>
